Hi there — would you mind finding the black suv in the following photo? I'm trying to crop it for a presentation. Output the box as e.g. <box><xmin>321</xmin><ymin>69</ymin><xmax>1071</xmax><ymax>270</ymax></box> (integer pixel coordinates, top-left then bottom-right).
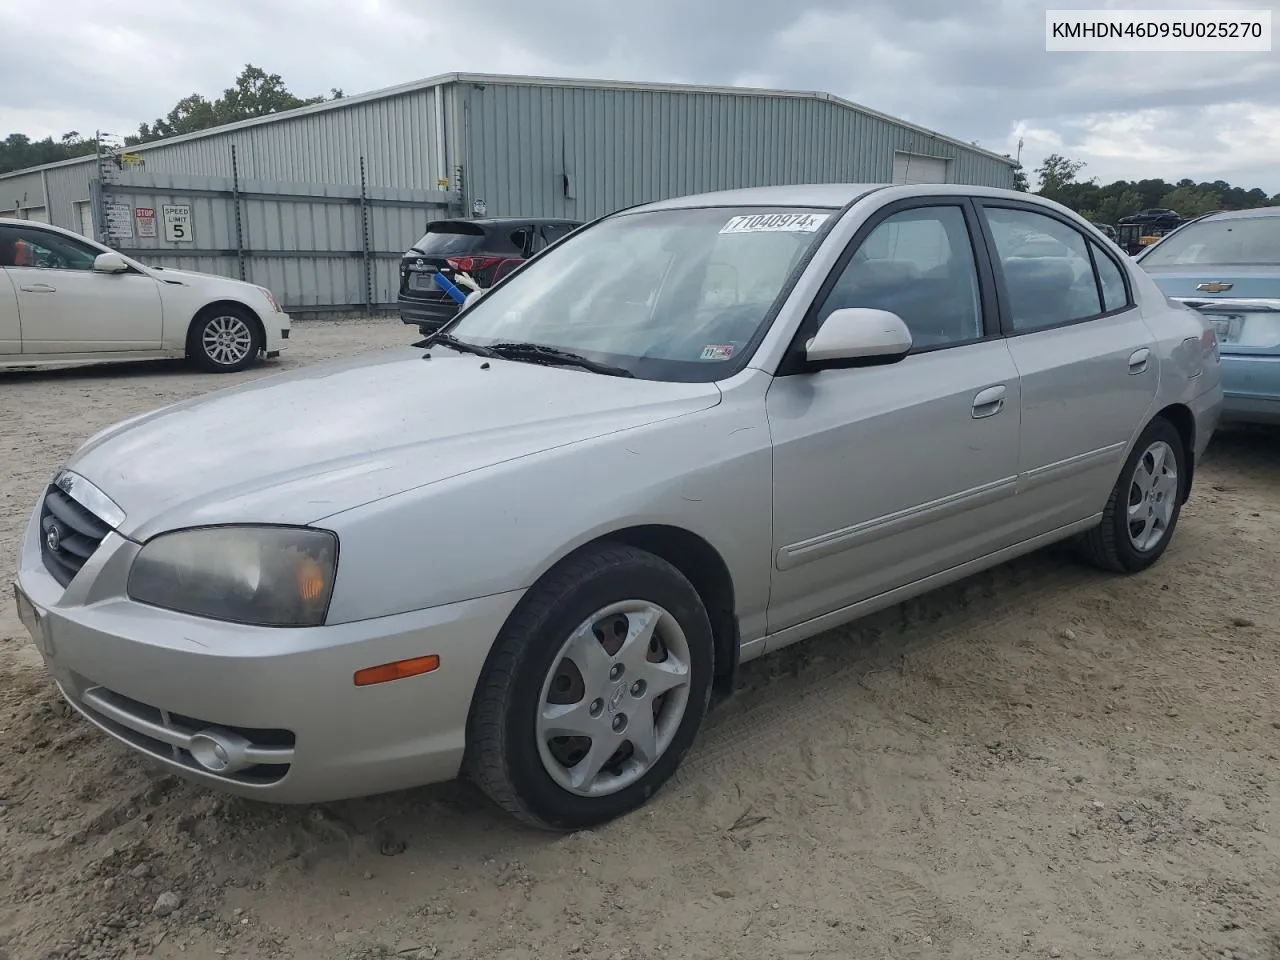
<box><xmin>397</xmin><ymin>217</ymin><xmax>581</xmax><ymax>332</ymax></box>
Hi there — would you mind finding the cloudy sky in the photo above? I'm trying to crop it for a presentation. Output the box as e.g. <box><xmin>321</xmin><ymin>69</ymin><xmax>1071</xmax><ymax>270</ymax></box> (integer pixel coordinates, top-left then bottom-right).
<box><xmin>2</xmin><ymin>0</ymin><xmax>1277</xmax><ymax>192</ymax></box>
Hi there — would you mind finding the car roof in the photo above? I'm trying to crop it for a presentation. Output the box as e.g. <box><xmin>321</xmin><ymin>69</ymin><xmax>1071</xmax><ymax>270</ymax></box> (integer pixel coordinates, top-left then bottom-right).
<box><xmin>1192</xmin><ymin>207</ymin><xmax>1280</xmax><ymax>222</ymax></box>
<box><xmin>633</xmin><ymin>183</ymin><xmax>884</xmax><ymax>211</ymax></box>
<box><xmin>628</xmin><ymin>182</ymin><xmax>1073</xmax><ymax>214</ymax></box>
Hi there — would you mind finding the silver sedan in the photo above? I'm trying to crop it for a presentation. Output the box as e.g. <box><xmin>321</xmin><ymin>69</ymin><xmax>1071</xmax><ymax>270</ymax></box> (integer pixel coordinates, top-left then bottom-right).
<box><xmin>13</xmin><ymin>183</ymin><xmax>1223</xmax><ymax>830</ymax></box>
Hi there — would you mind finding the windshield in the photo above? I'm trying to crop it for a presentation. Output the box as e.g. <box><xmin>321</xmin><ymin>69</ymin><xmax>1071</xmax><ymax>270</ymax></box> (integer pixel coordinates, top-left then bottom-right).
<box><xmin>1141</xmin><ymin>215</ymin><xmax>1280</xmax><ymax>267</ymax></box>
<box><xmin>445</xmin><ymin>206</ymin><xmax>833</xmax><ymax>381</ymax></box>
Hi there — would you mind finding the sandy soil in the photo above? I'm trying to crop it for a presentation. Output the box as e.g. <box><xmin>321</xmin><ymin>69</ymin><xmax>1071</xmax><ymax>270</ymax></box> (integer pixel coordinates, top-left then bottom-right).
<box><xmin>1</xmin><ymin>320</ymin><xmax>1277</xmax><ymax>960</ymax></box>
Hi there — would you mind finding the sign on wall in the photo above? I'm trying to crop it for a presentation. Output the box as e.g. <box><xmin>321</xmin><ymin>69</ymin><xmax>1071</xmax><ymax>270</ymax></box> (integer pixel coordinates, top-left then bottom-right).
<box><xmin>135</xmin><ymin>206</ymin><xmax>157</xmax><ymax>238</ymax></box>
<box><xmin>104</xmin><ymin>201</ymin><xmax>133</xmax><ymax>240</ymax></box>
<box><xmin>162</xmin><ymin>204</ymin><xmax>193</xmax><ymax>242</ymax></box>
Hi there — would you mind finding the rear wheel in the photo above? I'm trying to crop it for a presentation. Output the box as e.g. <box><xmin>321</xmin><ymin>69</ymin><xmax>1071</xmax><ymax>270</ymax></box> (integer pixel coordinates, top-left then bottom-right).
<box><xmin>466</xmin><ymin>544</ymin><xmax>714</xmax><ymax>830</ymax></box>
<box><xmin>188</xmin><ymin>307</ymin><xmax>262</xmax><ymax>373</ymax></box>
<box><xmin>1078</xmin><ymin>416</ymin><xmax>1186</xmax><ymax>573</ymax></box>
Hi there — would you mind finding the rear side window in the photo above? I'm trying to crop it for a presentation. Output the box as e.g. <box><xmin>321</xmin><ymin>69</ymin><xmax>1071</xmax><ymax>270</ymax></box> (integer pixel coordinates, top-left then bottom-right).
<box><xmin>1089</xmin><ymin>240</ymin><xmax>1129</xmax><ymax>313</ymax></box>
<box><xmin>508</xmin><ymin>227</ymin><xmax>534</xmax><ymax>256</ymax></box>
<box><xmin>541</xmin><ymin>223</ymin><xmax>575</xmax><ymax>247</ymax></box>
<box><xmin>983</xmin><ymin>207</ymin><xmax>1103</xmax><ymax>333</ymax></box>
<box><xmin>411</xmin><ymin>222</ymin><xmax>487</xmax><ymax>256</ymax></box>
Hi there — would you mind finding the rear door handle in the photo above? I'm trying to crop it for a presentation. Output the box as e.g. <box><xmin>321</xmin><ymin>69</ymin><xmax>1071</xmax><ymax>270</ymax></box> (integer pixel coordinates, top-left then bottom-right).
<box><xmin>1128</xmin><ymin>348</ymin><xmax>1150</xmax><ymax>374</ymax></box>
<box><xmin>971</xmin><ymin>384</ymin><xmax>1007</xmax><ymax>419</ymax></box>
<box><xmin>20</xmin><ymin>283</ymin><xmax>55</xmax><ymax>293</ymax></box>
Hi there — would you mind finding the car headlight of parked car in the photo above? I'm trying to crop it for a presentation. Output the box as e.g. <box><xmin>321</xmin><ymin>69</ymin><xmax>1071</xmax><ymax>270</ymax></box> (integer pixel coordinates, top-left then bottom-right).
<box><xmin>127</xmin><ymin>526</ymin><xmax>338</xmax><ymax>627</ymax></box>
<box><xmin>256</xmin><ymin>286</ymin><xmax>285</xmax><ymax>312</ymax></box>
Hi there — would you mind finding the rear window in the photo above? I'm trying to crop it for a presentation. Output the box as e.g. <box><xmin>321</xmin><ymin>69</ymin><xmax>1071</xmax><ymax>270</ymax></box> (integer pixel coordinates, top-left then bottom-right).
<box><xmin>1142</xmin><ymin>216</ymin><xmax>1280</xmax><ymax>267</ymax></box>
<box><xmin>410</xmin><ymin>222</ymin><xmax>487</xmax><ymax>256</ymax></box>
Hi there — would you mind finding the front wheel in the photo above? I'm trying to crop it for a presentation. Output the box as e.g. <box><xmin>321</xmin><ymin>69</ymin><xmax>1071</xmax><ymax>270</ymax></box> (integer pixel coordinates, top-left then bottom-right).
<box><xmin>1078</xmin><ymin>416</ymin><xmax>1187</xmax><ymax>573</ymax></box>
<box><xmin>188</xmin><ymin>308</ymin><xmax>263</xmax><ymax>373</ymax></box>
<box><xmin>466</xmin><ymin>544</ymin><xmax>715</xmax><ymax>830</ymax></box>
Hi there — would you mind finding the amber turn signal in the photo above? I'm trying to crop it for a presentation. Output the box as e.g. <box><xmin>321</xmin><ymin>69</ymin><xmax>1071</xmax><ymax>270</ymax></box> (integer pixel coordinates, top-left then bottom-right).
<box><xmin>353</xmin><ymin>655</ymin><xmax>441</xmax><ymax>686</ymax></box>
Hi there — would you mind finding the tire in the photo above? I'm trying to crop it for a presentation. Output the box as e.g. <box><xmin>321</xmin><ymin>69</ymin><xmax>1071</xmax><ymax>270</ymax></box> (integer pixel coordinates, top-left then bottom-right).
<box><xmin>466</xmin><ymin>543</ymin><xmax>715</xmax><ymax>831</ymax></box>
<box><xmin>188</xmin><ymin>307</ymin><xmax>263</xmax><ymax>373</ymax></box>
<box><xmin>1078</xmin><ymin>416</ymin><xmax>1187</xmax><ymax>573</ymax></box>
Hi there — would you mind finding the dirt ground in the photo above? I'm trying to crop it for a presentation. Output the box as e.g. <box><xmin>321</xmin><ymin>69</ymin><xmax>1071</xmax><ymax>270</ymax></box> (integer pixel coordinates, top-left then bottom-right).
<box><xmin>1</xmin><ymin>319</ymin><xmax>1277</xmax><ymax>960</ymax></box>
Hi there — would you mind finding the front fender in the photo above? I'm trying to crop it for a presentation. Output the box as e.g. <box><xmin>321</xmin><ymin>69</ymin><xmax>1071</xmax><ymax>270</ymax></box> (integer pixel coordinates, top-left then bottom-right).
<box><xmin>320</xmin><ymin>395</ymin><xmax>774</xmax><ymax>638</ymax></box>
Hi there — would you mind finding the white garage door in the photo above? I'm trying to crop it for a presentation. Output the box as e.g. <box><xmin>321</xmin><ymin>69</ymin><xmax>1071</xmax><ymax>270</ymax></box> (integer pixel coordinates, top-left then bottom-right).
<box><xmin>892</xmin><ymin>152</ymin><xmax>950</xmax><ymax>184</ymax></box>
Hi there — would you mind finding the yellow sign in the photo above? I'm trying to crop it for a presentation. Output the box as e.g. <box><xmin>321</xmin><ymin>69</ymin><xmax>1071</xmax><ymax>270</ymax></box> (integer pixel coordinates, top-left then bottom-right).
<box><xmin>436</xmin><ymin>177</ymin><xmax>450</xmax><ymax>188</ymax></box>
<box><xmin>121</xmin><ymin>152</ymin><xmax>144</xmax><ymax>166</ymax></box>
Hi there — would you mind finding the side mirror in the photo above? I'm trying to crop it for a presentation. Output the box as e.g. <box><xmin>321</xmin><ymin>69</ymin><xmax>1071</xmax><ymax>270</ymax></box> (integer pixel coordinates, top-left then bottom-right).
<box><xmin>805</xmin><ymin>308</ymin><xmax>912</xmax><ymax>368</ymax></box>
<box><xmin>93</xmin><ymin>252</ymin><xmax>129</xmax><ymax>274</ymax></box>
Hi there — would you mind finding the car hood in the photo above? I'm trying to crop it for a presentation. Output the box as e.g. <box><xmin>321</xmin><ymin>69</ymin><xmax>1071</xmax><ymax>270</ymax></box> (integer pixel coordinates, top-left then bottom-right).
<box><xmin>67</xmin><ymin>346</ymin><xmax>721</xmax><ymax>540</ymax></box>
<box><xmin>1141</xmin><ymin>264</ymin><xmax>1280</xmax><ymax>301</ymax></box>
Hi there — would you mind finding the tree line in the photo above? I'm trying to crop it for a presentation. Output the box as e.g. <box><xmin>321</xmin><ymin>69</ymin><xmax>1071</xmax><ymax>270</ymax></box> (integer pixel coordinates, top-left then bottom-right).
<box><xmin>1025</xmin><ymin>153</ymin><xmax>1279</xmax><ymax>224</ymax></box>
<box><xmin>0</xmin><ymin>65</ymin><xmax>340</xmax><ymax>175</ymax></box>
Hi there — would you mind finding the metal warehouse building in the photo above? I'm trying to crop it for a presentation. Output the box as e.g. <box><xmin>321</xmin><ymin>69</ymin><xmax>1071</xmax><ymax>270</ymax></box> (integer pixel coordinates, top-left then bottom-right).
<box><xmin>0</xmin><ymin>73</ymin><xmax>1016</xmax><ymax>314</ymax></box>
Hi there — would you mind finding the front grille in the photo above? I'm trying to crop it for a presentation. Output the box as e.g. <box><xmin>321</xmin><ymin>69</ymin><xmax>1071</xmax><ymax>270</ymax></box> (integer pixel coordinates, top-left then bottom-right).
<box><xmin>40</xmin><ymin>485</ymin><xmax>112</xmax><ymax>587</ymax></box>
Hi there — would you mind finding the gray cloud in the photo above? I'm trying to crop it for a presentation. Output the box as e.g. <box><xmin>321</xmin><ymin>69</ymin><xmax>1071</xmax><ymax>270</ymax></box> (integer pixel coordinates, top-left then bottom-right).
<box><xmin>2</xmin><ymin>0</ymin><xmax>1276</xmax><ymax>192</ymax></box>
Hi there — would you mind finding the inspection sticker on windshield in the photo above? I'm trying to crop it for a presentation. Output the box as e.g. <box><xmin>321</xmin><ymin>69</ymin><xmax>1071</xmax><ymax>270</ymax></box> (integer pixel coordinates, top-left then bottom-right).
<box><xmin>700</xmin><ymin>344</ymin><xmax>736</xmax><ymax>361</ymax></box>
<box><xmin>720</xmin><ymin>212</ymin><xmax>828</xmax><ymax>234</ymax></box>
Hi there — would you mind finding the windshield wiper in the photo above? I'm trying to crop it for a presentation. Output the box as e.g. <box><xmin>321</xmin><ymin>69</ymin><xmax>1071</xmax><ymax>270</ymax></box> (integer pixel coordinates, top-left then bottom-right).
<box><xmin>417</xmin><ymin>332</ymin><xmax>501</xmax><ymax>360</ymax></box>
<box><xmin>488</xmin><ymin>341</ymin><xmax>635</xmax><ymax>378</ymax></box>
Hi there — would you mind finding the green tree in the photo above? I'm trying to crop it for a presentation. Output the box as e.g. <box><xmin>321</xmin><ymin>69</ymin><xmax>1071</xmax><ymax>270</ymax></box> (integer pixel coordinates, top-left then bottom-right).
<box><xmin>1160</xmin><ymin>185</ymin><xmax>1222</xmax><ymax>217</ymax></box>
<box><xmin>0</xmin><ymin>131</ymin><xmax>97</xmax><ymax>175</ymax></box>
<box><xmin>1080</xmin><ymin>189</ymin><xmax>1143</xmax><ymax>226</ymax></box>
<box><xmin>1035</xmin><ymin>153</ymin><xmax>1087</xmax><ymax>199</ymax></box>
<box><xmin>1004</xmin><ymin>154</ymin><xmax>1030</xmax><ymax>191</ymax></box>
<box><xmin>128</xmin><ymin>64</ymin><xmax>339</xmax><ymax>144</ymax></box>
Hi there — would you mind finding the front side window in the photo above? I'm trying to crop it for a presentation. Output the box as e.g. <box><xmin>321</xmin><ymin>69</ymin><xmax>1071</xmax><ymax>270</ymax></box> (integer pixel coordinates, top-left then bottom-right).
<box><xmin>815</xmin><ymin>205</ymin><xmax>983</xmax><ymax>350</ymax></box>
<box><xmin>0</xmin><ymin>226</ymin><xmax>98</xmax><ymax>271</ymax></box>
<box><xmin>1140</xmin><ymin>215</ymin><xmax>1280</xmax><ymax>267</ymax></box>
<box><xmin>983</xmin><ymin>207</ymin><xmax>1103</xmax><ymax>332</ymax></box>
<box><xmin>448</xmin><ymin>206</ymin><xmax>834</xmax><ymax>381</ymax></box>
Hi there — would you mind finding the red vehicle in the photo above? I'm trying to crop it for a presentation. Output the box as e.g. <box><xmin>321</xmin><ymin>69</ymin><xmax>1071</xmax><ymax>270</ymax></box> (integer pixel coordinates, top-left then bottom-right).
<box><xmin>398</xmin><ymin>217</ymin><xmax>581</xmax><ymax>334</ymax></box>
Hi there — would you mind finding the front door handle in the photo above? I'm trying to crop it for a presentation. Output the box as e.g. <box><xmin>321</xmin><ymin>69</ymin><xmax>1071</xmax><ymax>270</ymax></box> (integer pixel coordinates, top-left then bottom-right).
<box><xmin>1128</xmin><ymin>348</ymin><xmax>1151</xmax><ymax>374</ymax></box>
<box><xmin>971</xmin><ymin>384</ymin><xmax>1007</xmax><ymax>419</ymax></box>
<box><xmin>20</xmin><ymin>283</ymin><xmax>55</xmax><ymax>293</ymax></box>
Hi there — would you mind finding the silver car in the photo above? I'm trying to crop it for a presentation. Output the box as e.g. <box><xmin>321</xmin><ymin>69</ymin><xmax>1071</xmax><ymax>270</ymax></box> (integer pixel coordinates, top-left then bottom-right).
<box><xmin>13</xmin><ymin>184</ymin><xmax>1223</xmax><ymax>831</ymax></box>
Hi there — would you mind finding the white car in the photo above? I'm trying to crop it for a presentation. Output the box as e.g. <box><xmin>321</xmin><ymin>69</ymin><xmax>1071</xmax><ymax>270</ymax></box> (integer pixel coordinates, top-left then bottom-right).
<box><xmin>0</xmin><ymin>218</ymin><xmax>289</xmax><ymax>372</ymax></box>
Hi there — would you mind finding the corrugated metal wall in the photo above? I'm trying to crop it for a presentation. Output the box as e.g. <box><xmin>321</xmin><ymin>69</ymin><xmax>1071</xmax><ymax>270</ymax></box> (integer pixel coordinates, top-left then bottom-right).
<box><xmin>108</xmin><ymin>89</ymin><xmax>449</xmax><ymax>190</ymax></box>
<box><xmin>96</xmin><ymin>169</ymin><xmax>452</xmax><ymax>311</ymax></box>
<box><xmin>0</xmin><ymin>169</ymin><xmax>47</xmax><ymax>216</ymax></box>
<box><xmin>459</xmin><ymin>82</ymin><xmax>1015</xmax><ymax>221</ymax></box>
<box><xmin>44</xmin><ymin>163</ymin><xmax>94</xmax><ymax>229</ymax></box>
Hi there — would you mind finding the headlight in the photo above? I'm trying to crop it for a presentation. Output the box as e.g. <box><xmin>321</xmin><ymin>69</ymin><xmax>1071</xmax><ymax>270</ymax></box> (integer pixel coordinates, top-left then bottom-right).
<box><xmin>128</xmin><ymin>526</ymin><xmax>338</xmax><ymax>627</ymax></box>
<box><xmin>257</xmin><ymin>286</ymin><xmax>284</xmax><ymax>313</ymax></box>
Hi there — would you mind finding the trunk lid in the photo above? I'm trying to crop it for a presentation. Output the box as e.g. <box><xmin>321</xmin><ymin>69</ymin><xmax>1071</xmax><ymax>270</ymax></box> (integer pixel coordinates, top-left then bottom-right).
<box><xmin>1142</xmin><ymin>267</ymin><xmax>1280</xmax><ymax>355</ymax></box>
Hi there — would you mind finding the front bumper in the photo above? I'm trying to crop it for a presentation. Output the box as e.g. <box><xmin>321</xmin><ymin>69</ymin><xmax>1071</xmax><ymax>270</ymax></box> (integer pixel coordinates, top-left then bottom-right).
<box><xmin>14</xmin><ymin>504</ymin><xmax>520</xmax><ymax>804</ymax></box>
<box><xmin>1220</xmin><ymin>353</ymin><xmax>1280</xmax><ymax>425</ymax></box>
